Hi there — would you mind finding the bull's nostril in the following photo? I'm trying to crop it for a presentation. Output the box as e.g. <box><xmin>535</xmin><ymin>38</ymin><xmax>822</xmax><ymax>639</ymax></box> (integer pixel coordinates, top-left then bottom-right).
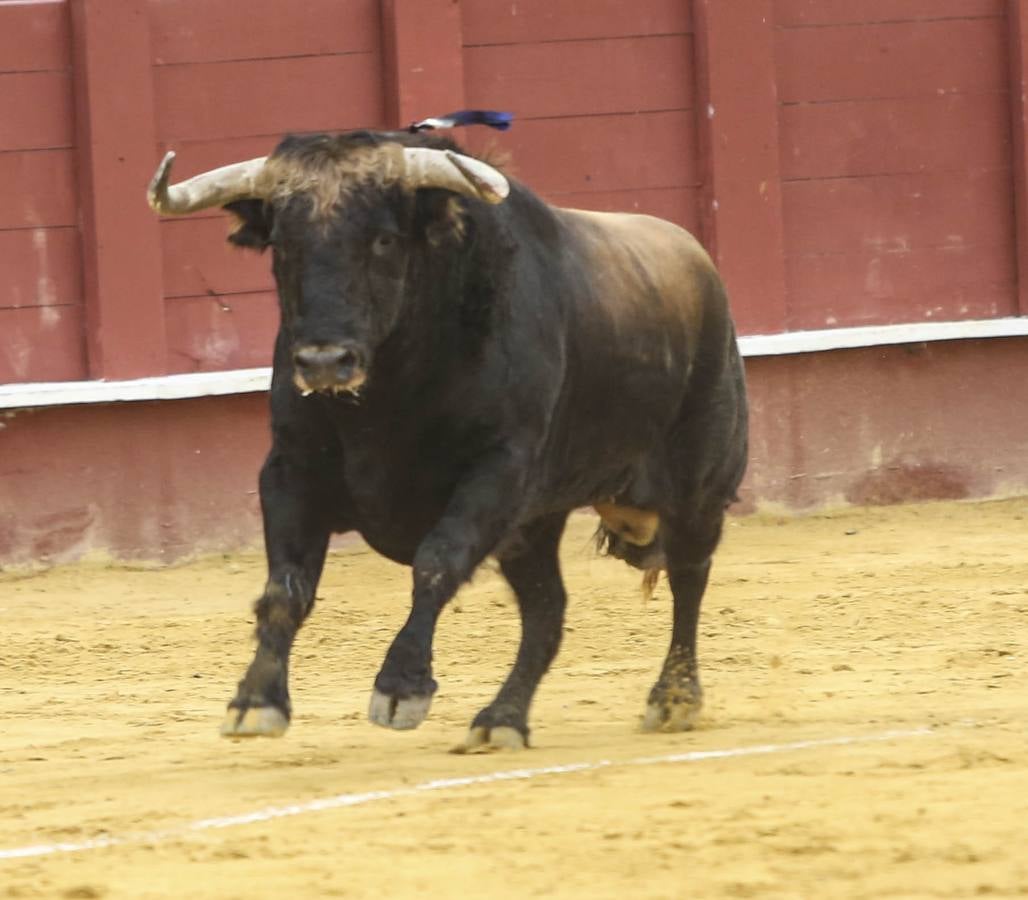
<box><xmin>337</xmin><ymin>349</ymin><xmax>357</xmax><ymax>369</ymax></box>
<box><xmin>293</xmin><ymin>345</ymin><xmax>363</xmax><ymax>378</ymax></box>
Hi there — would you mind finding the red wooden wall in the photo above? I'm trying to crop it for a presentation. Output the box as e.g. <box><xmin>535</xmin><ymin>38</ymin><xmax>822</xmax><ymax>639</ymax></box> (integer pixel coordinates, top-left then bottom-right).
<box><xmin>461</xmin><ymin>0</ymin><xmax>700</xmax><ymax>233</ymax></box>
<box><xmin>0</xmin><ymin>0</ymin><xmax>1025</xmax><ymax>384</ymax></box>
<box><xmin>0</xmin><ymin>0</ymin><xmax>85</xmax><ymax>383</ymax></box>
<box><xmin>775</xmin><ymin>0</ymin><xmax>1017</xmax><ymax>329</ymax></box>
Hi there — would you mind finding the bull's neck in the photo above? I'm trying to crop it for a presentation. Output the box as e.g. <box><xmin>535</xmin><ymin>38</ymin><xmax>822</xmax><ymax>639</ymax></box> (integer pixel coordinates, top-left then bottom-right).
<box><xmin>364</xmin><ymin>255</ymin><xmax>484</xmax><ymax>407</ymax></box>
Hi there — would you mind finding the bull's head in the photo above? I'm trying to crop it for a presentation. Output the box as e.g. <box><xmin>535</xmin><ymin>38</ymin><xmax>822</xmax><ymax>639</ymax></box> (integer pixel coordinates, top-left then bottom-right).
<box><xmin>148</xmin><ymin>134</ymin><xmax>509</xmax><ymax>395</ymax></box>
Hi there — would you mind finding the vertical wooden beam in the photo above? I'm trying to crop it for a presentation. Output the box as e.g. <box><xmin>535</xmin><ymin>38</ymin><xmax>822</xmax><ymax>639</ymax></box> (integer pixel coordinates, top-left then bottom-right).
<box><xmin>1008</xmin><ymin>0</ymin><xmax>1028</xmax><ymax>316</ymax></box>
<box><xmin>693</xmin><ymin>0</ymin><xmax>789</xmax><ymax>335</ymax></box>
<box><xmin>71</xmin><ymin>0</ymin><xmax>166</xmax><ymax>380</ymax></box>
<box><xmin>380</xmin><ymin>0</ymin><xmax>466</xmax><ymax>129</ymax></box>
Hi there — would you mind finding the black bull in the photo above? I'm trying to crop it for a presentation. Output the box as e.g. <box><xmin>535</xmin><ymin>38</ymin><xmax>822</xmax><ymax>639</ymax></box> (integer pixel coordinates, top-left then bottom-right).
<box><xmin>147</xmin><ymin>129</ymin><xmax>748</xmax><ymax>751</ymax></box>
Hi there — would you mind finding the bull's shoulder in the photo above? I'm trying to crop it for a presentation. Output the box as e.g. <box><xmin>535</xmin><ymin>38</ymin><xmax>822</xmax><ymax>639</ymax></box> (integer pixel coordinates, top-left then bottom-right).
<box><xmin>551</xmin><ymin>207</ymin><xmax>726</xmax><ymax>341</ymax></box>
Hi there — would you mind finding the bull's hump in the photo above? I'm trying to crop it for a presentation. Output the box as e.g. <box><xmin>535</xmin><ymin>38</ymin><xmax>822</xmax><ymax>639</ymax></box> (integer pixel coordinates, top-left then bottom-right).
<box><xmin>556</xmin><ymin>207</ymin><xmax>714</xmax><ymax>270</ymax></box>
<box><xmin>554</xmin><ymin>207</ymin><xmax>716</xmax><ymax>339</ymax></box>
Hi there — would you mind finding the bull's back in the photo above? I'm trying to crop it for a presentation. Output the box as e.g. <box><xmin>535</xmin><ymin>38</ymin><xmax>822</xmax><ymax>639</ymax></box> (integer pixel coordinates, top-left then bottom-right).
<box><xmin>521</xmin><ymin>207</ymin><xmax>738</xmax><ymax>506</ymax></box>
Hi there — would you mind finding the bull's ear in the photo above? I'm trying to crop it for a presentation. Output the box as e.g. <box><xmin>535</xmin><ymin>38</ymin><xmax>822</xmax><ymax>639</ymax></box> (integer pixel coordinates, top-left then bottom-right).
<box><xmin>415</xmin><ymin>189</ymin><xmax>467</xmax><ymax>247</ymax></box>
<box><xmin>224</xmin><ymin>199</ymin><xmax>272</xmax><ymax>251</ymax></box>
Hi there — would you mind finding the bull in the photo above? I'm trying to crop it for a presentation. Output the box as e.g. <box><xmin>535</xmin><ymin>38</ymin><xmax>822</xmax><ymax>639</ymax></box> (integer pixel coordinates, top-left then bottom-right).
<box><xmin>147</xmin><ymin>125</ymin><xmax>747</xmax><ymax>751</ymax></box>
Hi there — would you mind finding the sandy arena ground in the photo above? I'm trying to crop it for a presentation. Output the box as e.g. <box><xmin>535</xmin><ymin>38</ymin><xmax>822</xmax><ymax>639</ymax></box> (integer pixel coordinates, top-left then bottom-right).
<box><xmin>1</xmin><ymin>499</ymin><xmax>1026</xmax><ymax>899</ymax></box>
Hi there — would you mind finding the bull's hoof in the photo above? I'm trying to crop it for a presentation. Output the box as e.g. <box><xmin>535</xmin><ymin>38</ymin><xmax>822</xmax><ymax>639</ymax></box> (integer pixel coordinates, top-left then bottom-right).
<box><xmin>368</xmin><ymin>689</ymin><xmax>432</xmax><ymax>730</ymax></box>
<box><xmin>450</xmin><ymin>725</ymin><xmax>527</xmax><ymax>754</ymax></box>
<box><xmin>640</xmin><ymin>697</ymin><xmax>702</xmax><ymax>733</ymax></box>
<box><xmin>220</xmin><ymin>705</ymin><xmax>289</xmax><ymax>738</ymax></box>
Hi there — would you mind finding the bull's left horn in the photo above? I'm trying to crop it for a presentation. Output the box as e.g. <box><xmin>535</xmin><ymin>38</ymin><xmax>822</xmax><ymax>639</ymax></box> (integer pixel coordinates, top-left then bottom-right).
<box><xmin>147</xmin><ymin>151</ymin><xmax>269</xmax><ymax>215</ymax></box>
<box><xmin>401</xmin><ymin>148</ymin><xmax>509</xmax><ymax>204</ymax></box>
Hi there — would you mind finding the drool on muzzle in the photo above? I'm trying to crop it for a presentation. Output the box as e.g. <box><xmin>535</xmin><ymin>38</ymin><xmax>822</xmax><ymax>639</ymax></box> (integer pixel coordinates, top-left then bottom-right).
<box><xmin>292</xmin><ymin>344</ymin><xmax>366</xmax><ymax>395</ymax></box>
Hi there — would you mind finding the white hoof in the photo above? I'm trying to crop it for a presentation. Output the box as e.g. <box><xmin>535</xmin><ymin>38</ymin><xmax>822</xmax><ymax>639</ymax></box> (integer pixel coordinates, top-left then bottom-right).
<box><xmin>220</xmin><ymin>706</ymin><xmax>289</xmax><ymax>738</ymax></box>
<box><xmin>450</xmin><ymin>725</ymin><xmax>527</xmax><ymax>754</ymax></box>
<box><xmin>641</xmin><ymin>700</ymin><xmax>702</xmax><ymax>733</ymax></box>
<box><xmin>368</xmin><ymin>689</ymin><xmax>432</xmax><ymax>730</ymax></box>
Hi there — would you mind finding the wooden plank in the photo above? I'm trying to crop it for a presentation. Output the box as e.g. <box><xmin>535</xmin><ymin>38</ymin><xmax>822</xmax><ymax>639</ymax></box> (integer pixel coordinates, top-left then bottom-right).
<box><xmin>0</xmin><ymin>227</ymin><xmax>82</xmax><ymax>310</ymax></box>
<box><xmin>165</xmin><ymin>292</ymin><xmax>278</xmax><ymax>373</ymax></box>
<box><xmin>71</xmin><ymin>0</ymin><xmax>167</xmax><ymax>380</ymax></box>
<box><xmin>462</xmin><ymin>111</ymin><xmax>698</xmax><ymax>196</ymax></box>
<box><xmin>153</xmin><ymin>53</ymin><xmax>383</xmax><ymax>143</ymax></box>
<box><xmin>0</xmin><ymin>72</ymin><xmax>74</xmax><ymax>151</ymax></box>
<box><xmin>775</xmin><ymin>0</ymin><xmax>1003</xmax><ymax>28</ymax></box>
<box><xmin>462</xmin><ymin>0</ymin><xmax>692</xmax><ymax>46</ymax></box>
<box><xmin>780</xmin><ymin>93</ymin><xmax>1011</xmax><ymax>181</ymax></box>
<box><xmin>777</xmin><ymin>18</ymin><xmax>1007</xmax><ymax>104</ymax></box>
<box><xmin>0</xmin><ymin>149</ymin><xmax>77</xmax><ymax>230</ymax></box>
<box><xmin>1008</xmin><ymin>0</ymin><xmax>1028</xmax><ymax>315</ymax></box>
<box><xmin>0</xmin><ymin>305</ymin><xmax>87</xmax><ymax>383</ymax></box>
<box><xmin>546</xmin><ymin>187</ymin><xmax>700</xmax><ymax>234</ymax></box>
<box><xmin>782</xmin><ymin>169</ymin><xmax>1015</xmax><ymax>258</ymax></box>
<box><xmin>160</xmin><ymin>218</ymin><xmax>273</xmax><ymax>299</ymax></box>
<box><xmin>381</xmin><ymin>0</ymin><xmax>465</xmax><ymax>129</ymax></box>
<box><xmin>148</xmin><ymin>0</ymin><xmax>378</xmax><ymax>65</ymax></box>
<box><xmin>785</xmin><ymin>243</ymin><xmax>1017</xmax><ymax>329</ymax></box>
<box><xmin>694</xmin><ymin>0</ymin><xmax>789</xmax><ymax>335</ymax></box>
<box><xmin>0</xmin><ymin>0</ymin><xmax>70</xmax><ymax>73</ymax></box>
<box><xmin>463</xmin><ymin>35</ymin><xmax>694</xmax><ymax>119</ymax></box>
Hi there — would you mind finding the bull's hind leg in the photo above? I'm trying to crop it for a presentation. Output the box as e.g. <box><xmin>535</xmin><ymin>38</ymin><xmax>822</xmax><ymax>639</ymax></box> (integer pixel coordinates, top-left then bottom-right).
<box><xmin>454</xmin><ymin>512</ymin><xmax>569</xmax><ymax>753</ymax></box>
<box><xmin>221</xmin><ymin>451</ymin><xmax>335</xmax><ymax>738</ymax></box>
<box><xmin>642</xmin><ymin>506</ymin><xmax>725</xmax><ymax>732</ymax></box>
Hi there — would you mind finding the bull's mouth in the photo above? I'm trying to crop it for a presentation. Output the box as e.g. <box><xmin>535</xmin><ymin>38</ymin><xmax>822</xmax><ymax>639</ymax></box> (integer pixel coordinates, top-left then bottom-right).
<box><xmin>293</xmin><ymin>369</ymin><xmax>367</xmax><ymax>397</ymax></box>
<box><xmin>291</xmin><ymin>344</ymin><xmax>367</xmax><ymax>397</ymax></box>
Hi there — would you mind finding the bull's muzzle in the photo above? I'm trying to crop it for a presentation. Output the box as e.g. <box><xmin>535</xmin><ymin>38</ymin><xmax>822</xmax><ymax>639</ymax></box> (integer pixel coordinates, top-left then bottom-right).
<box><xmin>292</xmin><ymin>344</ymin><xmax>367</xmax><ymax>396</ymax></box>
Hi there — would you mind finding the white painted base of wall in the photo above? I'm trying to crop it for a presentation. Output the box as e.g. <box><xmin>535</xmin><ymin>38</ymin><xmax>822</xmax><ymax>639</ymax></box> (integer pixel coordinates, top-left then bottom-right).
<box><xmin>2</xmin><ymin>316</ymin><xmax>1026</xmax><ymax>410</ymax></box>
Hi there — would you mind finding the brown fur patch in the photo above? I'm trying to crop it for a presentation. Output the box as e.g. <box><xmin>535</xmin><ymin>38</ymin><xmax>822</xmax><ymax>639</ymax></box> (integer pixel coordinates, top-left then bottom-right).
<box><xmin>256</xmin><ymin>142</ymin><xmax>407</xmax><ymax>220</ymax></box>
<box><xmin>593</xmin><ymin>503</ymin><xmax>660</xmax><ymax>546</ymax></box>
<box><xmin>427</xmin><ymin>196</ymin><xmax>467</xmax><ymax>246</ymax></box>
<box><xmin>244</xmin><ymin>139</ymin><xmax>473</xmax><ymax>242</ymax></box>
<box><xmin>641</xmin><ymin>567</ymin><xmax>661</xmax><ymax>602</ymax></box>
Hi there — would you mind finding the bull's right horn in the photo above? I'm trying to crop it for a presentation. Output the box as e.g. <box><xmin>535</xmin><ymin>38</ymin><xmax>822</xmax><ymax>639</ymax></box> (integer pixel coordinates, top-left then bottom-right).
<box><xmin>401</xmin><ymin>148</ymin><xmax>509</xmax><ymax>204</ymax></box>
<box><xmin>147</xmin><ymin>151</ymin><xmax>269</xmax><ymax>215</ymax></box>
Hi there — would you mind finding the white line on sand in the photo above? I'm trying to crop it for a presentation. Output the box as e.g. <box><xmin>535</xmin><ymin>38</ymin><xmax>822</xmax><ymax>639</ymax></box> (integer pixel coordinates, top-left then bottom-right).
<box><xmin>0</xmin><ymin>727</ymin><xmax>933</xmax><ymax>861</ymax></box>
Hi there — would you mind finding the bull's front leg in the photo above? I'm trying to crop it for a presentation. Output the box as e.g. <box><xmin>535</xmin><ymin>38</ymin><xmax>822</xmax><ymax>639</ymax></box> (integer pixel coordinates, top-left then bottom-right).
<box><xmin>221</xmin><ymin>450</ymin><xmax>338</xmax><ymax>738</ymax></box>
<box><xmin>368</xmin><ymin>446</ymin><xmax>529</xmax><ymax>731</ymax></box>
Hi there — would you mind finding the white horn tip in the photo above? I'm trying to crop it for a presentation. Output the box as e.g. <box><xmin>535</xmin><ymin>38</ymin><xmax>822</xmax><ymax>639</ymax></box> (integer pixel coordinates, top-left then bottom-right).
<box><xmin>147</xmin><ymin>150</ymin><xmax>177</xmax><ymax>212</ymax></box>
<box><xmin>445</xmin><ymin>151</ymin><xmax>510</xmax><ymax>204</ymax></box>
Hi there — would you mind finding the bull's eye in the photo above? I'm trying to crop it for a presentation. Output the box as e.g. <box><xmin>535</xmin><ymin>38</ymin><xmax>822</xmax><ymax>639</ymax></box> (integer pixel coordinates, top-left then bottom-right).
<box><xmin>371</xmin><ymin>232</ymin><xmax>399</xmax><ymax>258</ymax></box>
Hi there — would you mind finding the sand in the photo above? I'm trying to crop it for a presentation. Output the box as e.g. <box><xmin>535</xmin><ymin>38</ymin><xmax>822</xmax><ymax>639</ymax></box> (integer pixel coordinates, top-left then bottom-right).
<box><xmin>1</xmin><ymin>498</ymin><xmax>1026</xmax><ymax>899</ymax></box>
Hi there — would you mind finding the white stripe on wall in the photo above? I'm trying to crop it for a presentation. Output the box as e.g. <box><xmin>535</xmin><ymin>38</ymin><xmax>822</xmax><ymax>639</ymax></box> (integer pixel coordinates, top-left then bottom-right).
<box><xmin>2</xmin><ymin>316</ymin><xmax>1026</xmax><ymax>410</ymax></box>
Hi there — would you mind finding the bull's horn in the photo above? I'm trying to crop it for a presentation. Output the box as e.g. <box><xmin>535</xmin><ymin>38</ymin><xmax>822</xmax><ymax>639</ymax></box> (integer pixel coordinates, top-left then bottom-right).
<box><xmin>147</xmin><ymin>151</ymin><xmax>269</xmax><ymax>215</ymax></box>
<box><xmin>401</xmin><ymin>148</ymin><xmax>509</xmax><ymax>204</ymax></box>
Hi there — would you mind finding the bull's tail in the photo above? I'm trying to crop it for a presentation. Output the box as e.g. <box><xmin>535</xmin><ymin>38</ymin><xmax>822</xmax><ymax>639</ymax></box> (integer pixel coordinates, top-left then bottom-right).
<box><xmin>594</xmin><ymin>522</ymin><xmax>665</xmax><ymax>601</ymax></box>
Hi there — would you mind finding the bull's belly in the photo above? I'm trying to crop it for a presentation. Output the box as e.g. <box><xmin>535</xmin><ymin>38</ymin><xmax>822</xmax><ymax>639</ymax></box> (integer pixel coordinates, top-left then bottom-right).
<box><xmin>354</xmin><ymin>526</ymin><xmax>420</xmax><ymax>566</ymax></box>
<box><xmin>342</xmin><ymin>460</ymin><xmax>663</xmax><ymax>566</ymax></box>
<box><xmin>335</xmin><ymin>393</ymin><xmax>677</xmax><ymax>566</ymax></box>
<box><xmin>347</xmin><ymin>490</ymin><xmax>448</xmax><ymax>566</ymax></box>
<box><xmin>341</xmin><ymin>461</ymin><xmax>458</xmax><ymax>566</ymax></box>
